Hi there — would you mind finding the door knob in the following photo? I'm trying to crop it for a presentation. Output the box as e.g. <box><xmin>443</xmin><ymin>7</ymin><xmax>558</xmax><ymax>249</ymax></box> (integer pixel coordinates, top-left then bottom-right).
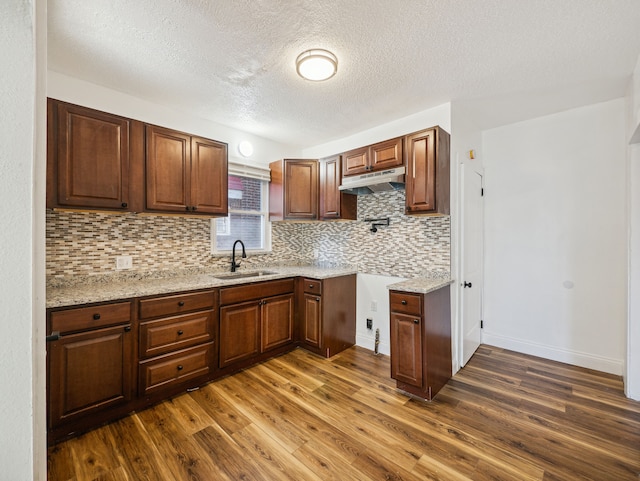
<box><xmin>463</xmin><ymin>281</ymin><xmax>472</xmax><ymax>288</ymax></box>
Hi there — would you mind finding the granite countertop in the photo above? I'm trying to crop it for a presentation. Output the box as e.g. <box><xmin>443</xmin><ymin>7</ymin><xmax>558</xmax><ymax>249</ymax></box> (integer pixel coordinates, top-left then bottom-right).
<box><xmin>46</xmin><ymin>266</ymin><xmax>359</xmax><ymax>309</ymax></box>
<box><xmin>386</xmin><ymin>277</ymin><xmax>453</xmax><ymax>295</ymax></box>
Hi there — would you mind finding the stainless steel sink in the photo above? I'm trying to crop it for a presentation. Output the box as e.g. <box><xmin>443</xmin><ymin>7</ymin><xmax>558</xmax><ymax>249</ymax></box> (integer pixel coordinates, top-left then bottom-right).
<box><xmin>212</xmin><ymin>270</ymin><xmax>278</xmax><ymax>280</ymax></box>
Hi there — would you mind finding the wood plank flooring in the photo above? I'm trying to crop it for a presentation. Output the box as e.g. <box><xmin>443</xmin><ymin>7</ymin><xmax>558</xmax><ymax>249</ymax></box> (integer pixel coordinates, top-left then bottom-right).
<box><xmin>47</xmin><ymin>345</ymin><xmax>640</xmax><ymax>480</ymax></box>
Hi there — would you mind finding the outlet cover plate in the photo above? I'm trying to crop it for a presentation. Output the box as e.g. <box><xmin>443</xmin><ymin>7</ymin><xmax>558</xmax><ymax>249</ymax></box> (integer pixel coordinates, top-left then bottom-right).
<box><xmin>116</xmin><ymin>255</ymin><xmax>132</xmax><ymax>270</ymax></box>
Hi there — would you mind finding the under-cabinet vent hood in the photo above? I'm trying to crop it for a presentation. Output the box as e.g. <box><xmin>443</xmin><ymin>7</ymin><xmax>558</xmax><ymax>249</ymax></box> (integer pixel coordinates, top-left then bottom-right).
<box><xmin>339</xmin><ymin>166</ymin><xmax>405</xmax><ymax>195</ymax></box>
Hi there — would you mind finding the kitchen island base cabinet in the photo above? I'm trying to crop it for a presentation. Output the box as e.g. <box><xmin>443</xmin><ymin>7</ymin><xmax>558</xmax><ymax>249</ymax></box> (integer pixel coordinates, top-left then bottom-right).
<box><xmin>298</xmin><ymin>275</ymin><xmax>356</xmax><ymax>358</ymax></box>
<box><xmin>389</xmin><ymin>285</ymin><xmax>451</xmax><ymax>400</ymax></box>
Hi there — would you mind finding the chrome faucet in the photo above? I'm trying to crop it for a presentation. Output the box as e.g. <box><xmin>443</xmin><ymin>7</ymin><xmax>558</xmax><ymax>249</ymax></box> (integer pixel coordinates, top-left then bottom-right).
<box><xmin>231</xmin><ymin>239</ymin><xmax>247</xmax><ymax>272</ymax></box>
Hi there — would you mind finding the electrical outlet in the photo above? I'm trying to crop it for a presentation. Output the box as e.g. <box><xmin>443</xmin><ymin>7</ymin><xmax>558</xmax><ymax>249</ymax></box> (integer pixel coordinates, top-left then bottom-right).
<box><xmin>370</xmin><ymin>300</ymin><xmax>378</xmax><ymax>312</ymax></box>
<box><xmin>366</xmin><ymin>318</ymin><xmax>373</xmax><ymax>330</ymax></box>
<box><xmin>116</xmin><ymin>255</ymin><xmax>132</xmax><ymax>270</ymax></box>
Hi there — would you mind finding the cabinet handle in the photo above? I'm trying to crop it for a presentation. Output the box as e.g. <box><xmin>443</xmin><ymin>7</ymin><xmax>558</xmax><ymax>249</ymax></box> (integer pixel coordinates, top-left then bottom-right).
<box><xmin>316</xmin><ymin>297</ymin><xmax>320</xmax><ymax>302</ymax></box>
<box><xmin>463</xmin><ymin>281</ymin><xmax>473</xmax><ymax>288</ymax></box>
<box><xmin>192</xmin><ymin>206</ymin><xmax>197</xmax><ymax>211</ymax></box>
<box><xmin>185</xmin><ymin>206</ymin><xmax>190</xmax><ymax>211</ymax></box>
<box><xmin>177</xmin><ymin>330</ymin><xmax>184</xmax><ymax>335</ymax></box>
<box><xmin>309</xmin><ymin>284</ymin><xmax>315</xmax><ymax>288</ymax></box>
<box><xmin>414</xmin><ymin>319</ymin><xmax>419</xmax><ymax>324</ymax></box>
<box><xmin>124</xmin><ymin>326</ymin><xmax>131</xmax><ymax>332</ymax></box>
<box><xmin>401</xmin><ymin>300</ymin><xmax>407</xmax><ymax>305</ymax></box>
<box><xmin>177</xmin><ymin>365</ymin><xmax>184</xmax><ymax>371</ymax></box>
<box><xmin>45</xmin><ymin>331</ymin><xmax>60</xmax><ymax>342</ymax></box>
<box><xmin>93</xmin><ymin>313</ymin><xmax>101</xmax><ymax>320</ymax></box>
<box><xmin>121</xmin><ymin>202</ymin><xmax>128</xmax><ymax>208</ymax></box>
<box><xmin>178</xmin><ymin>301</ymin><xmax>185</xmax><ymax>307</ymax></box>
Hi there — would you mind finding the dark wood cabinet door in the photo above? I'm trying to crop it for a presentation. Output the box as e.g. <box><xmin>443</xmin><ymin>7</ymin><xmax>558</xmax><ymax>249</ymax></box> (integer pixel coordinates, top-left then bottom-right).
<box><xmin>370</xmin><ymin>137</ymin><xmax>403</xmax><ymax>171</ymax></box>
<box><xmin>405</xmin><ymin>129</ymin><xmax>437</xmax><ymax>213</ymax></box>
<box><xmin>341</xmin><ymin>145</ymin><xmax>369</xmax><ymax>176</ymax></box>
<box><xmin>191</xmin><ymin>136</ymin><xmax>228</xmax><ymax>215</ymax></box>
<box><xmin>390</xmin><ymin>312</ymin><xmax>423</xmax><ymax>387</ymax></box>
<box><xmin>48</xmin><ymin>324</ymin><xmax>133</xmax><ymax>428</ymax></box>
<box><xmin>219</xmin><ymin>301</ymin><xmax>260</xmax><ymax>367</ymax></box>
<box><xmin>303</xmin><ymin>293</ymin><xmax>322</xmax><ymax>348</ymax></box>
<box><xmin>284</xmin><ymin>160</ymin><xmax>318</xmax><ymax>219</ymax></box>
<box><xmin>261</xmin><ymin>294</ymin><xmax>294</xmax><ymax>352</ymax></box>
<box><xmin>319</xmin><ymin>155</ymin><xmax>357</xmax><ymax>220</ymax></box>
<box><xmin>54</xmin><ymin>102</ymin><xmax>130</xmax><ymax>209</ymax></box>
<box><xmin>145</xmin><ymin>125</ymin><xmax>191</xmax><ymax>212</ymax></box>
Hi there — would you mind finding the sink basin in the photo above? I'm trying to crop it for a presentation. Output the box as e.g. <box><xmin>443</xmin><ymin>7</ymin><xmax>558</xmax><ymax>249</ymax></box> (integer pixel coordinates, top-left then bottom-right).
<box><xmin>212</xmin><ymin>270</ymin><xmax>278</xmax><ymax>280</ymax></box>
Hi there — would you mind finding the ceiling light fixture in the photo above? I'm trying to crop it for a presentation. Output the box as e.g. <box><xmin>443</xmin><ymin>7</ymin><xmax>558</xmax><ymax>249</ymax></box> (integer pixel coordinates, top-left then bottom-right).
<box><xmin>296</xmin><ymin>49</ymin><xmax>338</xmax><ymax>81</ymax></box>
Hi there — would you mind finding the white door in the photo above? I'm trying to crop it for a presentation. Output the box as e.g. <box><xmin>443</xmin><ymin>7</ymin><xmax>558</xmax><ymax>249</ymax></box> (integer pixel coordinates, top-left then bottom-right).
<box><xmin>461</xmin><ymin>164</ymin><xmax>484</xmax><ymax>366</ymax></box>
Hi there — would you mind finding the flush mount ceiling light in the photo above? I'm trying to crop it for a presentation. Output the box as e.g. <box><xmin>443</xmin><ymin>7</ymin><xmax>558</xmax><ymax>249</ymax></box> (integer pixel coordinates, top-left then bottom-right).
<box><xmin>238</xmin><ymin>140</ymin><xmax>253</xmax><ymax>157</ymax></box>
<box><xmin>296</xmin><ymin>49</ymin><xmax>338</xmax><ymax>81</ymax></box>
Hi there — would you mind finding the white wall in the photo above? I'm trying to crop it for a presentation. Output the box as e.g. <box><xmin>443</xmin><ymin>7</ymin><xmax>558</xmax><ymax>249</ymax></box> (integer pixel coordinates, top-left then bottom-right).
<box><xmin>48</xmin><ymin>72</ymin><xmax>301</xmax><ymax>167</ymax></box>
<box><xmin>0</xmin><ymin>0</ymin><xmax>47</xmax><ymax>479</ymax></box>
<box><xmin>482</xmin><ymin>99</ymin><xmax>628</xmax><ymax>375</ymax></box>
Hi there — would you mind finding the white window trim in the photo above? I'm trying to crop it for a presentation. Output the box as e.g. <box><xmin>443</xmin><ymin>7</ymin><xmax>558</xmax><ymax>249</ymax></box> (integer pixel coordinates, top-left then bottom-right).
<box><xmin>211</xmin><ymin>175</ymin><xmax>272</xmax><ymax>255</ymax></box>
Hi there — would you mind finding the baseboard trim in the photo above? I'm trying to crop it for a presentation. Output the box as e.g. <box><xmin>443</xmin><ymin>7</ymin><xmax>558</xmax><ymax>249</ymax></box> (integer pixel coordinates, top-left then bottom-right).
<box><xmin>481</xmin><ymin>332</ymin><xmax>624</xmax><ymax>376</ymax></box>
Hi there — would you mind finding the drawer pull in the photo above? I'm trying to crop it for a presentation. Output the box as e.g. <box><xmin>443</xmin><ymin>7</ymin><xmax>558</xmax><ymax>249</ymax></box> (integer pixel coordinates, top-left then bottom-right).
<box><xmin>45</xmin><ymin>331</ymin><xmax>60</xmax><ymax>342</ymax></box>
<box><xmin>401</xmin><ymin>300</ymin><xmax>407</xmax><ymax>305</ymax></box>
<box><xmin>178</xmin><ymin>301</ymin><xmax>185</xmax><ymax>307</ymax></box>
<box><xmin>414</xmin><ymin>319</ymin><xmax>419</xmax><ymax>324</ymax></box>
<box><xmin>177</xmin><ymin>330</ymin><xmax>184</xmax><ymax>336</ymax></box>
<box><xmin>93</xmin><ymin>313</ymin><xmax>101</xmax><ymax>320</ymax></box>
<box><xmin>177</xmin><ymin>365</ymin><xmax>184</xmax><ymax>371</ymax></box>
<box><xmin>309</xmin><ymin>284</ymin><xmax>315</xmax><ymax>288</ymax></box>
<box><xmin>316</xmin><ymin>297</ymin><xmax>320</xmax><ymax>302</ymax></box>
<box><xmin>124</xmin><ymin>326</ymin><xmax>131</xmax><ymax>332</ymax></box>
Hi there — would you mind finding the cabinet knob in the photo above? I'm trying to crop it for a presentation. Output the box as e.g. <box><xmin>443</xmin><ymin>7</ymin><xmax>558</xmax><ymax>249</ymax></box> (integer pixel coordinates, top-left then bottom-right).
<box><xmin>178</xmin><ymin>301</ymin><xmax>185</xmax><ymax>307</ymax></box>
<box><xmin>463</xmin><ymin>281</ymin><xmax>473</xmax><ymax>288</ymax></box>
<box><xmin>401</xmin><ymin>300</ymin><xmax>407</xmax><ymax>305</ymax></box>
<box><xmin>414</xmin><ymin>319</ymin><xmax>419</xmax><ymax>324</ymax></box>
<box><xmin>93</xmin><ymin>313</ymin><xmax>101</xmax><ymax>320</ymax></box>
<box><xmin>309</xmin><ymin>284</ymin><xmax>314</xmax><ymax>288</ymax></box>
<box><xmin>316</xmin><ymin>297</ymin><xmax>320</xmax><ymax>302</ymax></box>
<box><xmin>185</xmin><ymin>206</ymin><xmax>190</xmax><ymax>211</ymax></box>
<box><xmin>177</xmin><ymin>330</ymin><xmax>184</xmax><ymax>336</ymax></box>
<box><xmin>192</xmin><ymin>206</ymin><xmax>197</xmax><ymax>211</ymax></box>
<box><xmin>124</xmin><ymin>326</ymin><xmax>131</xmax><ymax>332</ymax></box>
<box><xmin>121</xmin><ymin>202</ymin><xmax>128</xmax><ymax>208</ymax></box>
<box><xmin>177</xmin><ymin>365</ymin><xmax>183</xmax><ymax>371</ymax></box>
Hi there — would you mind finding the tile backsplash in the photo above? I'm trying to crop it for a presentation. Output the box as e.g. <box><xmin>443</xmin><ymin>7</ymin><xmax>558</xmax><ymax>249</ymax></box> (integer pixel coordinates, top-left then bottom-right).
<box><xmin>46</xmin><ymin>191</ymin><xmax>449</xmax><ymax>284</ymax></box>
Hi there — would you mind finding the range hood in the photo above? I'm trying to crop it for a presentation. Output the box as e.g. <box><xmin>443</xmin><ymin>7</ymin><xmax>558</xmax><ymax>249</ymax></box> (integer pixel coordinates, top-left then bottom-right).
<box><xmin>339</xmin><ymin>166</ymin><xmax>405</xmax><ymax>195</ymax></box>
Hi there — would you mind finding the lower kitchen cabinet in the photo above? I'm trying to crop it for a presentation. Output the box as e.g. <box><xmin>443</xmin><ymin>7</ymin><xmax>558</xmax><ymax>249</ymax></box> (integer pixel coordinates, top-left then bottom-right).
<box><xmin>219</xmin><ymin>278</ymin><xmax>294</xmax><ymax>369</ymax></box>
<box><xmin>389</xmin><ymin>285</ymin><xmax>451</xmax><ymax>400</ymax></box>
<box><xmin>47</xmin><ymin>301</ymin><xmax>135</xmax><ymax>441</ymax></box>
<box><xmin>298</xmin><ymin>275</ymin><xmax>356</xmax><ymax>357</ymax></box>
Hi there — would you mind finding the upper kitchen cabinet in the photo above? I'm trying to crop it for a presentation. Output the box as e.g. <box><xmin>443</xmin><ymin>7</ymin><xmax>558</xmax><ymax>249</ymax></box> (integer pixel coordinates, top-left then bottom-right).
<box><xmin>146</xmin><ymin>125</ymin><xmax>228</xmax><ymax>216</ymax></box>
<box><xmin>269</xmin><ymin>159</ymin><xmax>318</xmax><ymax>221</ymax></box>
<box><xmin>342</xmin><ymin>136</ymin><xmax>403</xmax><ymax>176</ymax></box>
<box><xmin>319</xmin><ymin>155</ymin><xmax>357</xmax><ymax>220</ymax></box>
<box><xmin>47</xmin><ymin>99</ymin><xmax>144</xmax><ymax>212</ymax></box>
<box><xmin>405</xmin><ymin>127</ymin><xmax>450</xmax><ymax>216</ymax></box>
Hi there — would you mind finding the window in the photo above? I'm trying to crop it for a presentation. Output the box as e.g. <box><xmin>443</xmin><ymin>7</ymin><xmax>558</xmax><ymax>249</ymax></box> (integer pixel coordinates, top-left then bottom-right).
<box><xmin>211</xmin><ymin>164</ymin><xmax>271</xmax><ymax>254</ymax></box>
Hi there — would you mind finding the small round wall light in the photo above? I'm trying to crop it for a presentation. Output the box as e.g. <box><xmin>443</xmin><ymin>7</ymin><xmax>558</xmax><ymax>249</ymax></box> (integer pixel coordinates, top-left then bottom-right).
<box><xmin>296</xmin><ymin>49</ymin><xmax>338</xmax><ymax>81</ymax></box>
<box><xmin>238</xmin><ymin>140</ymin><xmax>254</xmax><ymax>157</ymax></box>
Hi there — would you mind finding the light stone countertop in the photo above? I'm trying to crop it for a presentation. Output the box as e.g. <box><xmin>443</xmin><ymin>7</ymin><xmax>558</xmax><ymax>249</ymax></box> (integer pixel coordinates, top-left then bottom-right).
<box><xmin>46</xmin><ymin>266</ymin><xmax>358</xmax><ymax>309</ymax></box>
<box><xmin>386</xmin><ymin>277</ymin><xmax>453</xmax><ymax>295</ymax></box>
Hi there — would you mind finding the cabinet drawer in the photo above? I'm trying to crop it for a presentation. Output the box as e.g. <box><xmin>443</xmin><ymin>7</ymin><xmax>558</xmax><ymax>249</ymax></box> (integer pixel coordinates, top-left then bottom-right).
<box><xmin>139</xmin><ymin>310</ymin><xmax>214</xmax><ymax>359</ymax></box>
<box><xmin>219</xmin><ymin>278</ymin><xmax>294</xmax><ymax>305</ymax></box>
<box><xmin>303</xmin><ymin>278</ymin><xmax>322</xmax><ymax>295</ymax></box>
<box><xmin>139</xmin><ymin>290</ymin><xmax>215</xmax><ymax>320</ymax></box>
<box><xmin>50</xmin><ymin>302</ymin><xmax>132</xmax><ymax>334</ymax></box>
<box><xmin>389</xmin><ymin>291</ymin><xmax>422</xmax><ymax>315</ymax></box>
<box><xmin>138</xmin><ymin>342</ymin><xmax>214</xmax><ymax>396</ymax></box>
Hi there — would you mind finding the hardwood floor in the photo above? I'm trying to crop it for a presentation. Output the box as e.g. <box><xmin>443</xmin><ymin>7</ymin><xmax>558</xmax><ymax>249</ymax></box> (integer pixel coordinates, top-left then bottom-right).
<box><xmin>48</xmin><ymin>345</ymin><xmax>640</xmax><ymax>481</ymax></box>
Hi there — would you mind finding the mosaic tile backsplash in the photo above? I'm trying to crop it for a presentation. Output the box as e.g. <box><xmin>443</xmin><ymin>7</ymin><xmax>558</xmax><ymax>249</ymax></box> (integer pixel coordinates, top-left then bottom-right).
<box><xmin>46</xmin><ymin>191</ymin><xmax>450</xmax><ymax>284</ymax></box>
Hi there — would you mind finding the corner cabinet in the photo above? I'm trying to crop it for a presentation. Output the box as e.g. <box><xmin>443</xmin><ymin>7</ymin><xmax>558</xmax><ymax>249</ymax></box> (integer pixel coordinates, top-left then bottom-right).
<box><xmin>298</xmin><ymin>275</ymin><xmax>357</xmax><ymax>358</ymax></box>
<box><xmin>319</xmin><ymin>155</ymin><xmax>357</xmax><ymax>220</ymax></box>
<box><xmin>46</xmin><ymin>301</ymin><xmax>135</xmax><ymax>439</ymax></box>
<box><xmin>405</xmin><ymin>127</ymin><xmax>450</xmax><ymax>215</ymax></box>
<box><xmin>145</xmin><ymin>125</ymin><xmax>228</xmax><ymax>215</ymax></box>
<box><xmin>389</xmin><ymin>285</ymin><xmax>452</xmax><ymax>400</ymax></box>
<box><xmin>269</xmin><ymin>159</ymin><xmax>319</xmax><ymax>221</ymax></box>
<box><xmin>46</xmin><ymin>99</ymin><xmax>144</xmax><ymax>212</ymax></box>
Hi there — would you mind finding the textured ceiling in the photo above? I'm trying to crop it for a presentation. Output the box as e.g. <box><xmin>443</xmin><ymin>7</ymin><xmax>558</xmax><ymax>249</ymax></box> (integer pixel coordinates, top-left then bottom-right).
<box><xmin>48</xmin><ymin>0</ymin><xmax>640</xmax><ymax>147</ymax></box>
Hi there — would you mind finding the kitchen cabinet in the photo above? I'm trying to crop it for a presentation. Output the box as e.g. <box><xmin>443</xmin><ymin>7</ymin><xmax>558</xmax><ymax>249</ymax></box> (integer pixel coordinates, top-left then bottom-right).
<box><xmin>269</xmin><ymin>159</ymin><xmax>319</xmax><ymax>221</ymax></box>
<box><xmin>389</xmin><ymin>286</ymin><xmax>451</xmax><ymax>400</ymax></box>
<box><xmin>319</xmin><ymin>155</ymin><xmax>357</xmax><ymax>220</ymax></box>
<box><xmin>46</xmin><ymin>99</ymin><xmax>144</xmax><ymax>212</ymax></box>
<box><xmin>47</xmin><ymin>301</ymin><xmax>134</xmax><ymax>441</ymax></box>
<box><xmin>298</xmin><ymin>275</ymin><xmax>356</xmax><ymax>358</ymax></box>
<box><xmin>219</xmin><ymin>279</ymin><xmax>294</xmax><ymax>368</ymax></box>
<box><xmin>137</xmin><ymin>290</ymin><xmax>216</xmax><ymax>400</ymax></box>
<box><xmin>405</xmin><ymin>126</ymin><xmax>450</xmax><ymax>215</ymax></box>
<box><xmin>145</xmin><ymin>124</ymin><xmax>228</xmax><ymax>215</ymax></box>
<box><xmin>342</xmin><ymin>136</ymin><xmax>403</xmax><ymax>176</ymax></box>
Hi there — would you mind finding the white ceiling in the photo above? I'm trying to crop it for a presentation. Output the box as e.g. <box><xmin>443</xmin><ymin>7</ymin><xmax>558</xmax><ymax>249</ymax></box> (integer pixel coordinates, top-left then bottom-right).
<box><xmin>48</xmin><ymin>0</ymin><xmax>640</xmax><ymax>148</ymax></box>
